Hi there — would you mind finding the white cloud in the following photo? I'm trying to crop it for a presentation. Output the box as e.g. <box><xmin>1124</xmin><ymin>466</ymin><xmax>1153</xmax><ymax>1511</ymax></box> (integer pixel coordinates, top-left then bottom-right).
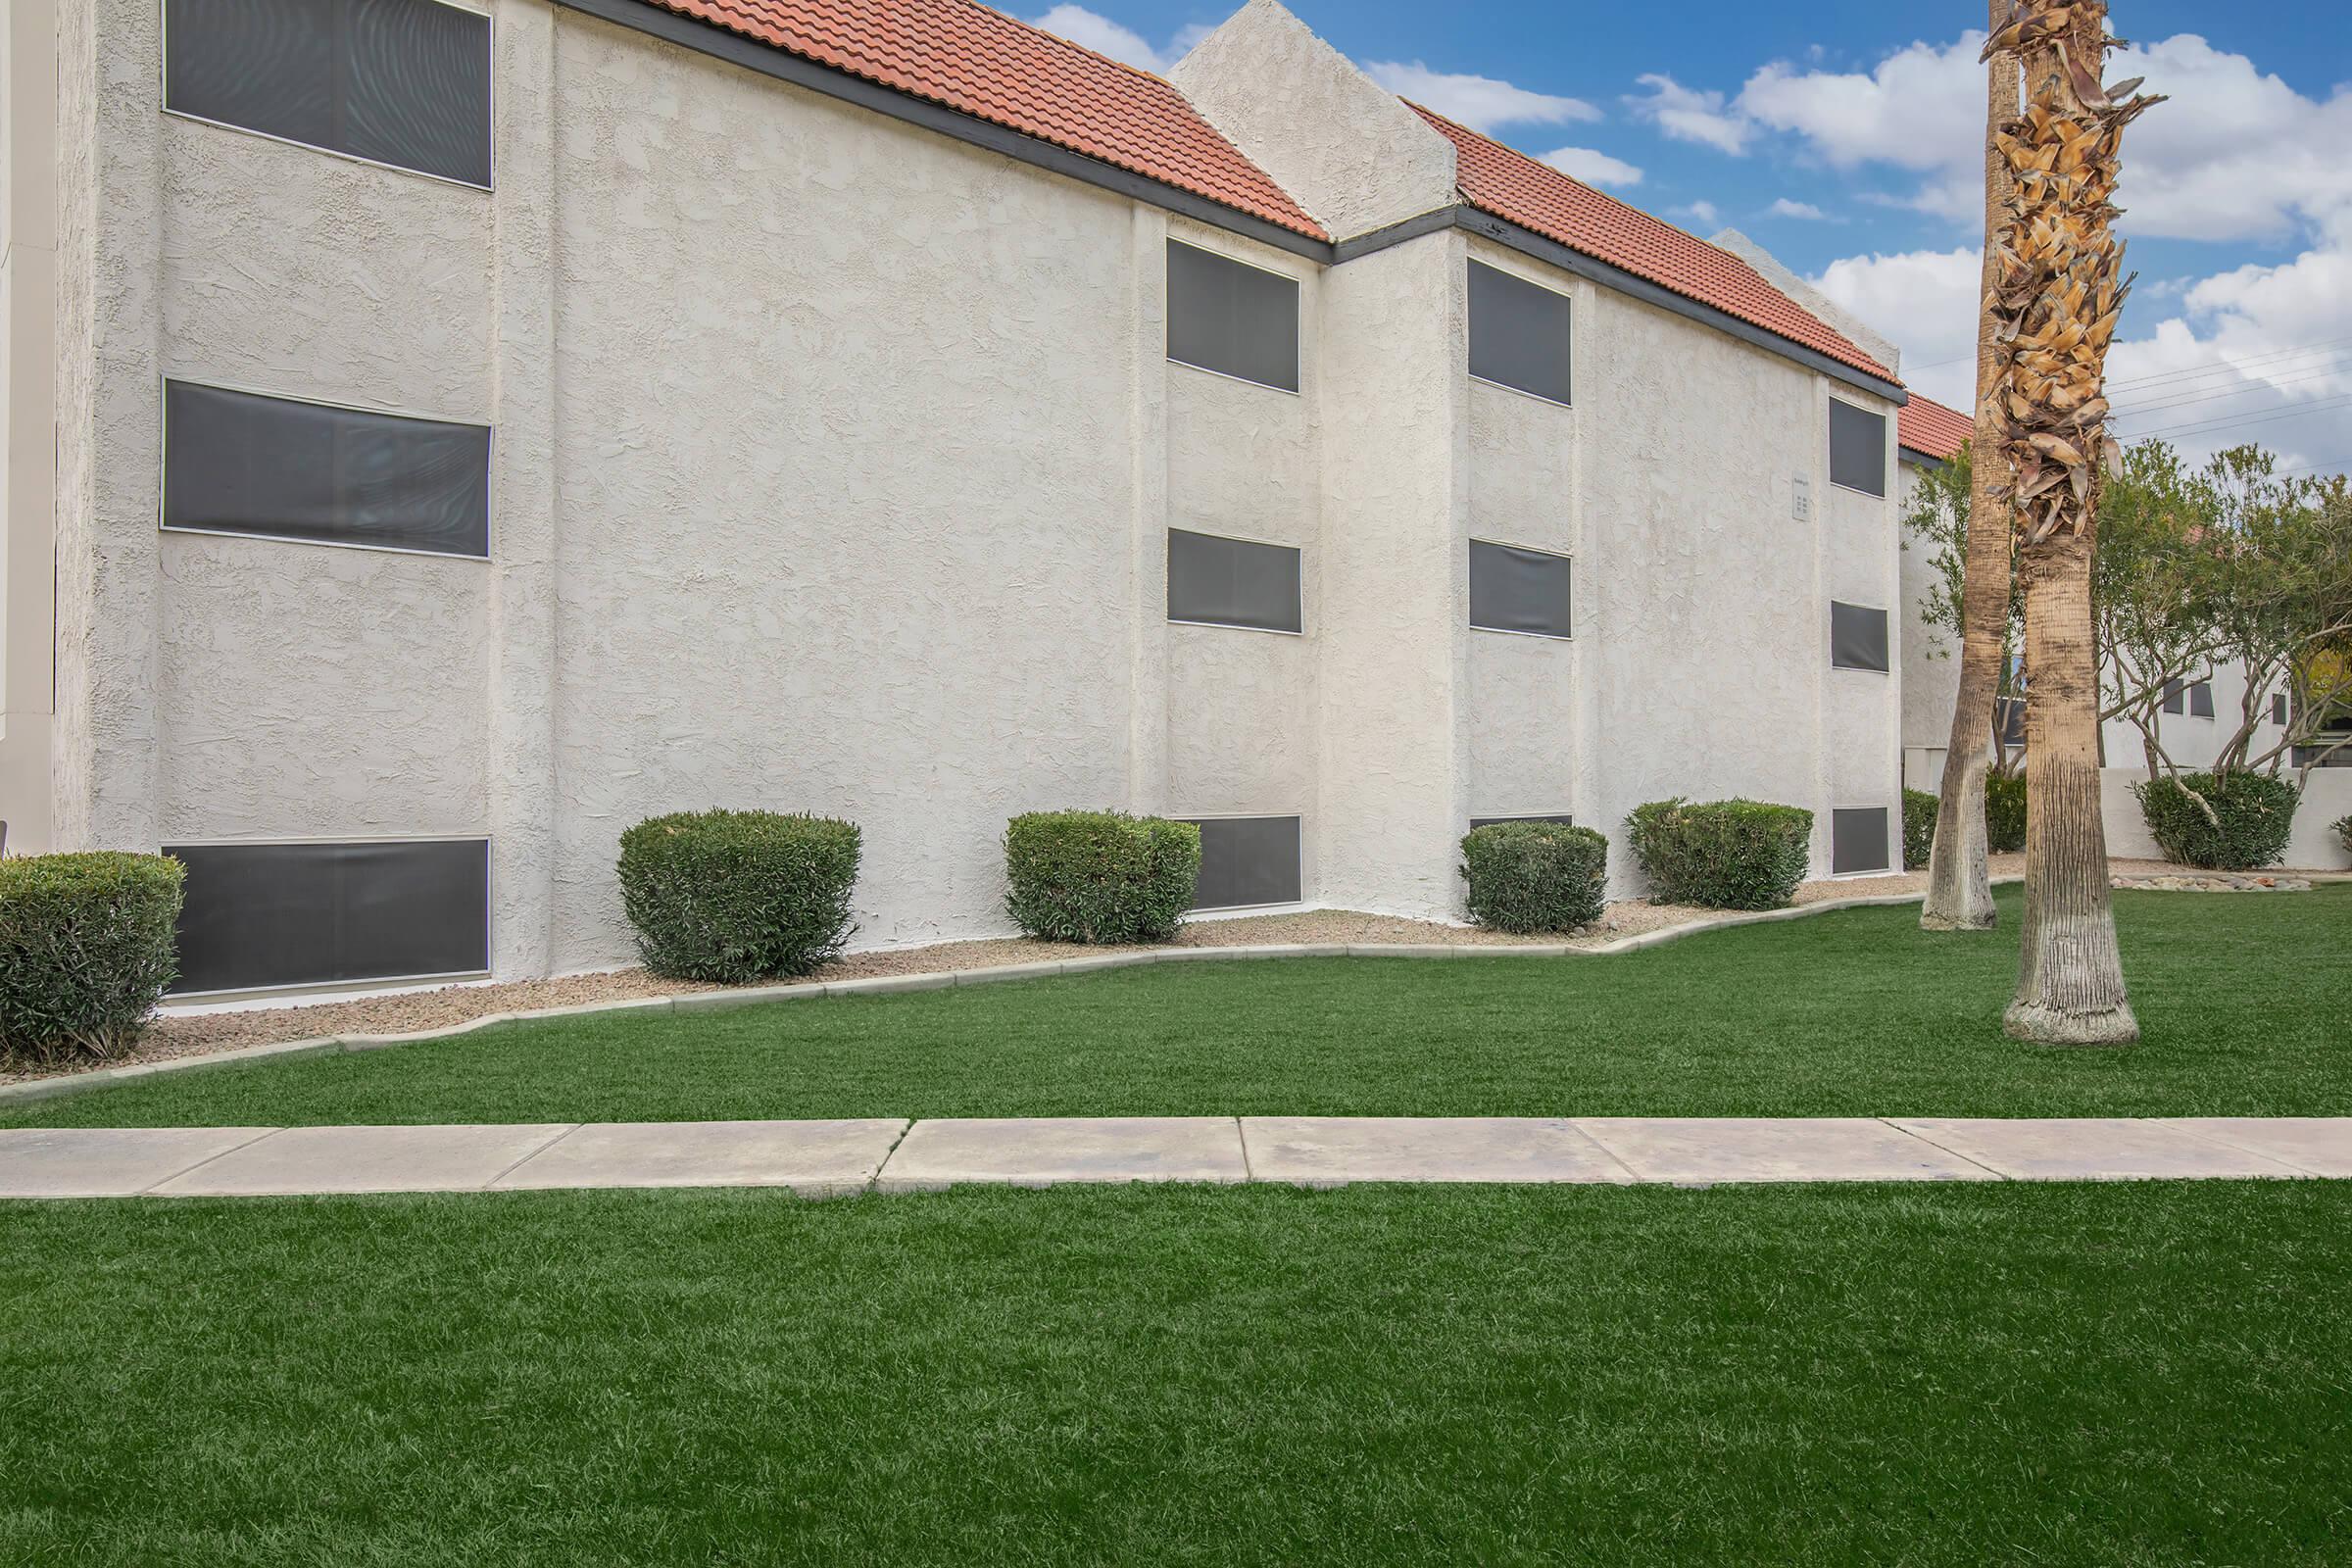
<box><xmin>1027</xmin><ymin>5</ymin><xmax>1192</xmax><ymax>73</ymax></box>
<box><xmin>1540</xmin><ymin>146</ymin><xmax>1643</xmax><ymax>187</ymax></box>
<box><xmin>1738</xmin><ymin>35</ymin><xmax>1985</xmax><ymax>173</ymax></box>
<box><xmin>1626</xmin><ymin>74</ymin><xmax>1752</xmax><ymax>155</ymax></box>
<box><xmin>1718</xmin><ymin>29</ymin><xmax>2352</xmax><ymax>243</ymax></box>
<box><xmin>1768</xmin><ymin>198</ymin><xmax>1828</xmax><ymax>220</ymax></box>
<box><xmin>1360</xmin><ymin>61</ymin><xmax>1599</xmax><ymax>133</ymax></box>
<box><xmin>1674</xmin><ymin>200</ymin><xmax>1722</xmax><ymax>226</ymax></box>
<box><xmin>1809</xmin><ymin>248</ymin><xmax>1983</xmax><ymax>411</ymax></box>
<box><xmin>1811</xmin><ymin>231</ymin><xmax>2352</xmax><ymax>473</ymax></box>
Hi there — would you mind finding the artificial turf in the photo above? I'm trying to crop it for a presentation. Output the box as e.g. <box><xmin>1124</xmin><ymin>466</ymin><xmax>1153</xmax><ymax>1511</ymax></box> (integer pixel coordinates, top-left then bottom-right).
<box><xmin>2</xmin><ymin>1180</ymin><xmax>2347</xmax><ymax>1565</ymax></box>
<box><xmin>8</xmin><ymin>885</ymin><xmax>2345</xmax><ymax>1128</ymax></box>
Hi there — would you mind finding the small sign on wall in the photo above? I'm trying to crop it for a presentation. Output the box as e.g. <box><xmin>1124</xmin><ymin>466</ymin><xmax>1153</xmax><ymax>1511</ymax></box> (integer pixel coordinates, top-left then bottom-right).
<box><xmin>1791</xmin><ymin>477</ymin><xmax>1811</xmax><ymax>521</ymax></box>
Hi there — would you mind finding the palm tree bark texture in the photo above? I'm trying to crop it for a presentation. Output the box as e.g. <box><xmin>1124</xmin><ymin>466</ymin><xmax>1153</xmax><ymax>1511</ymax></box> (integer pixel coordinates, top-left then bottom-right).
<box><xmin>1920</xmin><ymin>0</ymin><xmax>2021</xmax><ymax>933</ymax></box>
<box><xmin>1981</xmin><ymin>0</ymin><xmax>2161</xmax><ymax>1045</ymax></box>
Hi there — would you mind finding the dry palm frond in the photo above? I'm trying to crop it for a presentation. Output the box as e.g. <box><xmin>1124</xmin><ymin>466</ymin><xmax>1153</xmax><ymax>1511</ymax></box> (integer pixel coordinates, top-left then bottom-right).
<box><xmin>1979</xmin><ymin>0</ymin><xmax>2163</xmax><ymax>549</ymax></box>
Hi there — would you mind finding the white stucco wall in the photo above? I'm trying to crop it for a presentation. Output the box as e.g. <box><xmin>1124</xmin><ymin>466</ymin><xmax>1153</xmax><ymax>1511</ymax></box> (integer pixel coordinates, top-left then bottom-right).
<box><xmin>46</xmin><ymin>0</ymin><xmax>1917</xmax><ymax>985</ymax></box>
<box><xmin>0</xmin><ymin>0</ymin><xmax>57</xmax><ymax>852</ymax></box>
<box><xmin>1315</xmin><ymin>229</ymin><xmax>1466</xmax><ymax>918</ymax></box>
<box><xmin>1169</xmin><ymin>0</ymin><xmax>1456</xmax><ymax>242</ymax></box>
<box><xmin>547</xmin><ymin>13</ymin><xmax>1149</xmax><ymax>963</ymax></box>
<box><xmin>1896</xmin><ymin>456</ymin><xmax>1962</xmax><ymax>784</ymax></box>
<box><xmin>1560</xmin><ymin>253</ymin><xmax>1900</xmax><ymax>885</ymax></box>
<box><xmin>1465</xmin><ymin>283</ymin><xmax>1580</xmax><ymax>826</ymax></box>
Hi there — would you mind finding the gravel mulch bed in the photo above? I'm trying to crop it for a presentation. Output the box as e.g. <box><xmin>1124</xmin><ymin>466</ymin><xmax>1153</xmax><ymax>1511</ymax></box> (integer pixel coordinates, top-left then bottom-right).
<box><xmin>8</xmin><ymin>852</ymin><xmax>2325</xmax><ymax>1086</ymax></box>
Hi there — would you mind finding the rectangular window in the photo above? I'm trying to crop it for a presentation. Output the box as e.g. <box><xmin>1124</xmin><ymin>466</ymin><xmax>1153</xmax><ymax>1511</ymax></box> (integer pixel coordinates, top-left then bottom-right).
<box><xmin>1184</xmin><ymin>815</ymin><xmax>1302</xmax><ymax>910</ymax></box>
<box><xmin>1470</xmin><ymin>814</ymin><xmax>1575</xmax><ymax>830</ymax></box>
<box><xmin>2162</xmin><ymin>678</ymin><xmax>2185</xmax><ymax>715</ymax></box>
<box><xmin>1166</xmin><ymin>528</ymin><xmax>1302</xmax><ymax>634</ymax></box>
<box><xmin>1831</xmin><ymin>807</ymin><xmax>1890</xmax><ymax>875</ymax></box>
<box><xmin>1997</xmin><ymin>695</ymin><xmax>2026</xmax><ymax>748</ymax></box>
<box><xmin>1468</xmin><ymin>260</ymin><xmax>1572</xmax><ymax>406</ymax></box>
<box><xmin>166</xmin><ymin>838</ymin><xmax>490</xmax><ymax>995</ymax></box>
<box><xmin>1469</xmin><ymin>540</ymin><xmax>1572</xmax><ymax>639</ymax></box>
<box><xmin>2189</xmin><ymin>680</ymin><xmax>2215</xmax><ymax>718</ymax></box>
<box><xmin>1830</xmin><ymin>601</ymin><xmax>1890</xmax><ymax>672</ymax></box>
<box><xmin>1166</xmin><ymin>240</ymin><xmax>1299</xmax><ymax>393</ymax></box>
<box><xmin>165</xmin><ymin>0</ymin><xmax>493</xmax><ymax>187</ymax></box>
<box><xmin>2274</xmin><ymin>693</ymin><xmax>2289</xmax><ymax>725</ymax></box>
<box><xmin>164</xmin><ymin>380</ymin><xmax>492</xmax><ymax>557</ymax></box>
<box><xmin>1829</xmin><ymin>399</ymin><xmax>1887</xmax><ymax>498</ymax></box>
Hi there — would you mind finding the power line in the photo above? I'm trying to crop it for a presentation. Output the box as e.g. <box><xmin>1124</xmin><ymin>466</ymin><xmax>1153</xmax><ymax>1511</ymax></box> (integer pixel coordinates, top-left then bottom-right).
<box><xmin>2107</xmin><ymin>338</ymin><xmax>2352</xmax><ymax>393</ymax></box>
<box><xmin>2116</xmin><ymin>362</ymin><xmax>2352</xmax><ymax>419</ymax></box>
<box><xmin>2126</xmin><ymin>391</ymin><xmax>2352</xmax><ymax>443</ymax></box>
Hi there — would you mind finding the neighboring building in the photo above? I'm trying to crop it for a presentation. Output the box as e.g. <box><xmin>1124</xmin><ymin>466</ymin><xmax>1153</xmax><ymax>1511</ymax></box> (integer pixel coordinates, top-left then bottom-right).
<box><xmin>1893</xmin><ymin>392</ymin><xmax>1974</xmax><ymax>791</ymax></box>
<box><xmin>2</xmin><ymin>0</ymin><xmax>1909</xmax><ymax>996</ymax></box>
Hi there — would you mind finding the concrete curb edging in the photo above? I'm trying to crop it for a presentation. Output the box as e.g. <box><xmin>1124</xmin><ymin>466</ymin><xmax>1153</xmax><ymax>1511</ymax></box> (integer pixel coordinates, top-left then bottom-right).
<box><xmin>0</xmin><ymin>875</ymin><xmax>2041</xmax><ymax>1109</ymax></box>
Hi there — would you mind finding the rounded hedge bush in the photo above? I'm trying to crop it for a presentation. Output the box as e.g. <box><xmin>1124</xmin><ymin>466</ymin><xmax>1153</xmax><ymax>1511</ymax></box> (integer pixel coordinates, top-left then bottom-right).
<box><xmin>1901</xmin><ymin>788</ymin><xmax>1938</xmax><ymax>870</ymax></box>
<box><xmin>2337</xmin><ymin>813</ymin><xmax>2352</xmax><ymax>858</ymax></box>
<box><xmin>0</xmin><ymin>851</ymin><xmax>185</xmax><ymax>1067</ymax></box>
<box><xmin>1984</xmin><ymin>771</ymin><xmax>2028</xmax><ymax>854</ymax></box>
<box><xmin>2133</xmin><ymin>771</ymin><xmax>2300</xmax><ymax>871</ymax></box>
<box><xmin>1460</xmin><ymin>820</ymin><xmax>1608</xmax><ymax>933</ymax></box>
<box><xmin>1004</xmin><ymin>811</ymin><xmax>1200</xmax><ymax>945</ymax></box>
<box><xmin>617</xmin><ymin>809</ymin><xmax>860</xmax><ymax>983</ymax></box>
<box><xmin>1624</xmin><ymin>798</ymin><xmax>1813</xmax><ymax>910</ymax></box>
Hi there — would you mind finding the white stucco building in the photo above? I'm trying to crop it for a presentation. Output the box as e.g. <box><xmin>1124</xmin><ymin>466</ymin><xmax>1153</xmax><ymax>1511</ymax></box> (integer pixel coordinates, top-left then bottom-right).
<box><xmin>2</xmin><ymin>0</ymin><xmax>1918</xmax><ymax>995</ymax></box>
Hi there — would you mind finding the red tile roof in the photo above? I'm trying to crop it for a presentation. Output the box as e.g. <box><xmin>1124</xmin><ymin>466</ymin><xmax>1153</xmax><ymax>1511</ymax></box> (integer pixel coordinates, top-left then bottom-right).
<box><xmin>637</xmin><ymin>0</ymin><xmax>1327</xmax><ymax>240</ymax></box>
<box><xmin>1408</xmin><ymin>104</ymin><xmax>1900</xmax><ymax>387</ymax></box>
<box><xmin>1898</xmin><ymin>394</ymin><xmax>1973</xmax><ymax>461</ymax></box>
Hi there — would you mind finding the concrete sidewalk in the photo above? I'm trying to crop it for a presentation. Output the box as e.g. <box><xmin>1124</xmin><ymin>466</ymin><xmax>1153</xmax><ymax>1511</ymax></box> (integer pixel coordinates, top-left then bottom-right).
<box><xmin>2</xmin><ymin>1116</ymin><xmax>2346</xmax><ymax>1198</ymax></box>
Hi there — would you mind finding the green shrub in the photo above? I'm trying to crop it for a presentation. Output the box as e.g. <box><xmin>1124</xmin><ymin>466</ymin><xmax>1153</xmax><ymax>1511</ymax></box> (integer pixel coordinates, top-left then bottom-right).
<box><xmin>1459</xmin><ymin>821</ymin><xmax>1609</xmax><ymax>933</ymax></box>
<box><xmin>1004</xmin><ymin>811</ymin><xmax>1200</xmax><ymax>945</ymax></box>
<box><xmin>1984</xmin><ymin>771</ymin><xmax>2028</xmax><ymax>854</ymax></box>
<box><xmin>2133</xmin><ymin>772</ymin><xmax>2300</xmax><ymax>871</ymax></box>
<box><xmin>1624</xmin><ymin>799</ymin><xmax>1814</xmax><ymax>910</ymax></box>
<box><xmin>0</xmin><ymin>851</ymin><xmax>185</xmax><ymax>1066</ymax></box>
<box><xmin>2337</xmin><ymin>814</ymin><xmax>2352</xmax><ymax>858</ymax></box>
<box><xmin>1901</xmin><ymin>789</ymin><xmax>1938</xmax><ymax>870</ymax></box>
<box><xmin>617</xmin><ymin>809</ymin><xmax>860</xmax><ymax>983</ymax></box>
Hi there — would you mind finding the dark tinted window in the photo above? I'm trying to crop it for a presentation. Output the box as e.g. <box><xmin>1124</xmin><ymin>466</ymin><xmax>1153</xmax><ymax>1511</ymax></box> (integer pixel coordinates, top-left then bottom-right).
<box><xmin>1167</xmin><ymin>529</ymin><xmax>1301</xmax><ymax>633</ymax></box>
<box><xmin>1829</xmin><ymin>399</ymin><xmax>1887</xmax><ymax>497</ymax></box>
<box><xmin>1470</xmin><ymin>814</ymin><xmax>1574</xmax><ymax>829</ymax></box>
<box><xmin>2274</xmin><ymin>693</ymin><xmax>2288</xmax><ymax>725</ymax></box>
<box><xmin>1185</xmin><ymin>816</ymin><xmax>1301</xmax><ymax>909</ymax></box>
<box><xmin>1830</xmin><ymin>601</ymin><xmax>1889</xmax><ymax>671</ymax></box>
<box><xmin>1469</xmin><ymin>260</ymin><xmax>1572</xmax><ymax>405</ymax></box>
<box><xmin>1166</xmin><ymin>240</ymin><xmax>1298</xmax><ymax>393</ymax></box>
<box><xmin>2162</xmin><ymin>678</ymin><xmax>2184</xmax><ymax>714</ymax></box>
<box><xmin>2189</xmin><ymin>680</ymin><xmax>2215</xmax><ymax>718</ymax></box>
<box><xmin>165</xmin><ymin>380</ymin><xmax>491</xmax><ymax>556</ymax></box>
<box><xmin>1831</xmin><ymin>808</ymin><xmax>1890</xmax><ymax>875</ymax></box>
<box><xmin>167</xmin><ymin>839</ymin><xmax>490</xmax><ymax>994</ymax></box>
<box><xmin>166</xmin><ymin>0</ymin><xmax>493</xmax><ymax>186</ymax></box>
<box><xmin>1470</xmin><ymin>541</ymin><xmax>1572</xmax><ymax>638</ymax></box>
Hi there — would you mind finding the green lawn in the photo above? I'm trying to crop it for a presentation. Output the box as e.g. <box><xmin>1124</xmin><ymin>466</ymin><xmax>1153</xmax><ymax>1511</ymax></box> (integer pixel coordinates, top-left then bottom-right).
<box><xmin>9</xmin><ymin>886</ymin><xmax>2346</xmax><ymax>1127</ymax></box>
<box><xmin>2</xmin><ymin>1181</ymin><xmax>2347</xmax><ymax>1565</ymax></box>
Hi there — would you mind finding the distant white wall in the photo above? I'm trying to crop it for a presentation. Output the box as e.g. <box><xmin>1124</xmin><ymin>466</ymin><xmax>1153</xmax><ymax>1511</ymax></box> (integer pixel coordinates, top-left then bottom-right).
<box><xmin>0</xmin><ymin>0</ymin><xmax>57</xmax><ymax>852</ymax></box>
<box><xmin>2102</xmin><ymin>765</ymin><xmax>2352</xmax><ymax>871</ymax></box>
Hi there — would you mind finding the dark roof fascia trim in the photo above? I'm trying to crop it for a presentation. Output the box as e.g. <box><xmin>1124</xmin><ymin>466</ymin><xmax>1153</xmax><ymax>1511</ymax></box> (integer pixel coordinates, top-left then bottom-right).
<box><xmin>1446</xmin><ymin>207</ymin><xmax>1910</xmax><ymax>405</ymax></box>
<box><xmin>558</xmin><ymin>0</ymin><xmax>1335</xmax><ymax>262</ymax></box>
<box><xmin>1330</xmin><ymin>205</ymin><xmax>1460</xmax><ymax>263</ymax></box>
<box><xmin>1899</xmin><ymin>447</ymin><xmax>1952</xmax><ymax>469</ymax></box>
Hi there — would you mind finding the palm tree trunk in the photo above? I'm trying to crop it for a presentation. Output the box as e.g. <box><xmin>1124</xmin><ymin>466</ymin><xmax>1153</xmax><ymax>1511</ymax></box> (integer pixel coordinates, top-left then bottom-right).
<box><xmin>1921</xmin><ymin>0</ymin><xmax>2021</xmax><ymax>933</ymax></box>
<box><xmin>1983</xmin><ymin>0</ymin><xmax>2159</xmax><ymax>1046</ymax></box>
<box><xmin>2007</xmin><ymin>522</ymin><xmax>2134</xmax><ymax>1043</ymax></box>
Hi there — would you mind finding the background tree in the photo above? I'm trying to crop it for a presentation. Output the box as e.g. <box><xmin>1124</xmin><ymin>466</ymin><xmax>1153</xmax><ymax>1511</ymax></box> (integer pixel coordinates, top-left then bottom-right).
<box><xmin>1919</xmin><ymin>0</ymin><xmax>2022</xmax><ymax>933</ymax></box>
<box><xmin>1980</xmin><ymin>0</ymin><xmax>2160</xmax><ymax>1047</ymax></box>
<box><xmin>1902</xmin><ymin>444</ymin><xmax>2028</xmax><ymax>780</ymax></box>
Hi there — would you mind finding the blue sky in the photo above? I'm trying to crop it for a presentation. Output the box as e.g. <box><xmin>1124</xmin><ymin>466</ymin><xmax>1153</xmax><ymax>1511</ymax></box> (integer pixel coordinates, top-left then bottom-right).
<box><xmin>1030</xmin><ymin>1</ymin><xmax>2352</xmax><ymax>477</ymax></box>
